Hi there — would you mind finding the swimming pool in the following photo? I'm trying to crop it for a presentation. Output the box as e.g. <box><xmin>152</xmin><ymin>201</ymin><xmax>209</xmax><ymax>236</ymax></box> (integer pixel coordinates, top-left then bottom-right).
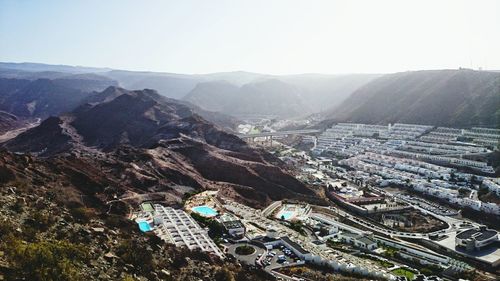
<box><xmin>277</xmin><ymin>210</ymin><xmax>295</xmax><ymax>220</ymax></box>
<box><xmin>192</xmin><ymin>205</ymin><xmax>218</xmax><ymax>217</ymax></box>
<box><xmin>138</xmin><ymin>221</ymin><xmax>152</xmax><ymax>232</ymax></box>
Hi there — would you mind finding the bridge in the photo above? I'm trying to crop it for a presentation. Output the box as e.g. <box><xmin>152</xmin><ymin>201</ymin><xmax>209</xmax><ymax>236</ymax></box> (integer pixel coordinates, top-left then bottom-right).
<box><xmin>236</xmin><ymin>129</ymin><xmax>322</xmax><ymax>139</ymax></box>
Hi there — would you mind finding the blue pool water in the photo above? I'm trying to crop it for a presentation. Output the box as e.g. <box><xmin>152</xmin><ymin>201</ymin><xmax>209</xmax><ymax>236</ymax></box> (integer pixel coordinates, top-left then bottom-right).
<box><xmin>138</xmin><ymin>221</ymin><xmax>152</xmax><ymax>232</ymax></box>
<box><xmin>192</xmin><ymin>205</ymin><xmax>218</xmax><ymax>217</ymax></box>
<box><xmin>278</xmin><ymin>211</ymin><xmax>295</xmax><ymax>220</ymax></box>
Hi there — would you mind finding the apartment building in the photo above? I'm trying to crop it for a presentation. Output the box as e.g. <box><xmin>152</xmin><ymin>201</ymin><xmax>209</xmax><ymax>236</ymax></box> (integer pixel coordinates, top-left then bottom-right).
<box><xmin>152</xmin><ymin>205</ymin><xmax>224</xmax><ymax>257</ymax></box>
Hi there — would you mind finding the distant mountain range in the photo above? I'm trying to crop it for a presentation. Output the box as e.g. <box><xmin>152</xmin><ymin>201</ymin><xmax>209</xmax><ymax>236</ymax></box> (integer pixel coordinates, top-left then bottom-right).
<box><xmin>0</xmin><ymin>74</ymin><xmax>237</xmax><ymax>131</ymax></box>
<box><xmin>184</xmin><ymin>79</ymin><xmax>310</xmax><ymax>118</ymax></box>
<box><xmin>0</xmin><ymin>62</ymin><xmax>379</xmax><ymax>118</ymax></box>
<box><xmin>1</xmin><ymin>62</ymin><xmax>499</xmax><ymax>128</ymax></box>
<box><xmin>0</xmin><ymin>78</ymin><xmax>91</xmax><ymax>118</ymax></box>
<box><xmin>324</xmin><ymin>69</ymin><xmax>500</xmax><ymax>127</ymax></box>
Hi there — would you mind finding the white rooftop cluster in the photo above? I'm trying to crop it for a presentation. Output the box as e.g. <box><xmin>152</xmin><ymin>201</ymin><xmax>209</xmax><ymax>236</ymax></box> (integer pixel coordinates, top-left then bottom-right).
<box><xmin>152</xmin><ymin>205</ymin><xmax>224</xmax><ymax>257</ymax></box>
<box><xmin>386</xmin><ymin>150</ymin><xmax>495</xmax><ymax>173</ymax></box>
<box><xmin>385</xmin><ymin>123</ymin><xmax>433</xmax><ymax>140</ymax></box>
<box><xmin>482</xmin><ymin>178</ymin><xmax>500</xmax><ymax>196</ymax></box>
<box><xmin>398</xmin><ymin>140</ymin><xmax>489</xmax><ymax>156</ymax></box>
<box><xmin>313</xmin><ymin>136</ymin><xmax>384</xmax><ymax>157</ymax></box>
<box><xmin>340</xmin><ymin>154</ymin><xmax>451</xmax><ymax>187</ymax></box>
<box><xmin>339</xmin><ymin>153</ymin><xmax>500</xmax><ymax>215</ymax></box>
<box><xmin>421</xmin><ymin>127</ymin><xmax>499</xmax><ymax>148</ymax></box>
<box><xmin>318</xmin><ymin>123</ymin><xmax>431</xmax><ymax>140</ymax></box>
<box><xmin>313</xmin><ymin>124</ymin><xmax>496</xmax><ymax>173</ymax></box>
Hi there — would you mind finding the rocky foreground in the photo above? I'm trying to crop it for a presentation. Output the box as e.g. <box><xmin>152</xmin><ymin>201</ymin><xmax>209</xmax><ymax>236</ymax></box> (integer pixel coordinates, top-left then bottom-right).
<box><xmin>0</xmin><ymin>155</ymin><xmax>270</xmax><ymax>280</ymax></box>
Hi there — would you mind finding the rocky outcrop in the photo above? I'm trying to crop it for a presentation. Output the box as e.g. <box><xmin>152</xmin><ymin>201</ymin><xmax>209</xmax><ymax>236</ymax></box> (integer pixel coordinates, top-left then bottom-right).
<box><xmin>4</xmin><ymin>87</ymin><xmax>317</xmax><ymax>207</ymax></box>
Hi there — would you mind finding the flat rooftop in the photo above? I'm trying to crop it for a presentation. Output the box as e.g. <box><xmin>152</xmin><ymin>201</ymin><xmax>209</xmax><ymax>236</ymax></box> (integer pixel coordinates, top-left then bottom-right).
<box><xmin>357</xmin><ymin>236</ymin><xmax>376</xmax><ymax>245</ymax></box>
<box><xmin>222</xmin><ymin>220</ymin><xmax>244</xmax><ymax>229</ymax></box>
<box><xmin>140</xmin><ymin>202</ymin><xmax>154</xmax><ymax>212</ymax></box>
<box><xmin>436</xmin><ymin>232</ymin><xmax>500</xmax><ymax>265</ymax></box>
<box><xmin>456</xmin><ymin>228</ymin><xmax>498</xmax><ymax>241</ymax></box>
<box><xmin>281</xmin><ymin>236</ymin><xmax>310</xmax><ymax>255</ymax></box>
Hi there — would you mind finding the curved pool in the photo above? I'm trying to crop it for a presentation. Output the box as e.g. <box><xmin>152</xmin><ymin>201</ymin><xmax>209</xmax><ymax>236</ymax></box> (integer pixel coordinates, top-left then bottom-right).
<box><xmin>192</xmin><ymin>205</ymin><xmax>218</xmax><ymax>217</ymax></box>
<box><xmin>138</xmin><ymin>221</ymin><xmax>152</xmax><ymax>232</ymax></box>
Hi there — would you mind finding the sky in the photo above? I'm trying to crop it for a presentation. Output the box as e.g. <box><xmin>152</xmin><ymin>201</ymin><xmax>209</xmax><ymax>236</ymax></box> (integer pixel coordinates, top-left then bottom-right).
<box><xmin>1</xmin><ymin>0</ymin><xmax>499</xmax><ymax>75</ymax></box>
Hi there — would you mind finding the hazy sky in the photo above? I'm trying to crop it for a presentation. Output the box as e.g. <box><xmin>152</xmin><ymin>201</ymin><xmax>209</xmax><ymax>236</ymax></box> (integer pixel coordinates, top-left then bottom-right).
<box><xmin>1</xmin><ymin>0</ymin><xmax>499</xmax><ymax>74</ymax></box>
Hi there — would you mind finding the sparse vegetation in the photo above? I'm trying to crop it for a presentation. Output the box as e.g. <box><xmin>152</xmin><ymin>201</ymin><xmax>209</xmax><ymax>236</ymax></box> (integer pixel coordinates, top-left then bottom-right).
<box><xmin>190</xmin><ymin>212</ymin><xmax>225</xmax><ymax>242</ymax></box>
<box><xmin>235</xmin><ymin>245</ymin><xmax>255</xmax><ymax>255</ymax></box>
<box><xmin>116</xmin><ymin>239</ymin><xmax>155</xmax><ymax>274</ymax></box>
<box><xmin>182</xmin><ymin>190</ymin><xmax>202</xmax><ymax>202</ymax></box>
<box><xmin>357</xmin><ymin>253</ymin><xmax>394</xmax><ymax>268</ymax></box>
<box><xmin>382</xmin><ymin>246</ymin><xmax>398</xmax><ymax>258</ymax></box>
<box><xmin>391</xmin><ymin>268</ymin><xmax>416</xmax><ymax>280</ymax></box>
<box><xmin>1</xmin><ymin>235</ymin><xmax>88</xmax><ymax>281</ymax></box>
<box><xmin>69</xmin><ymin>207</ymin><xmax>95</xmax><ymax>223</ymax></box>
<box><xmin>278</xmin><ymin>264</ymin><xmax>381</xmax><ymax>281</ymax></box>
<box><xmin>286</xmin><ymin>220</ymin><xmax>306</xmax><ymax>235</ymax></box>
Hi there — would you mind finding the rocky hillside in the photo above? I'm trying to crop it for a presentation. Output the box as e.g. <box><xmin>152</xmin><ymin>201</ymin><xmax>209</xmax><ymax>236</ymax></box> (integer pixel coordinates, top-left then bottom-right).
<box><xmin>105</xmin><ymin>70</ymin><xmax>204</xmax><ymax>100</ymax></box>
<box><xmin>4</xmin><ymin>87</ymin><xmax>318</xmax><ymax>207</ymax></box>
<box><xmin>324</xmin><ymin>69</ymin><xmax>500</xmax><ymax>127</ymax></box>
<box><xmin>184</xmin><ymin>81</ymin><xmax>240</xmax><ymax>113</ymax></box>
<box><xmin>184</xmin><ymin>74</ymin><xmax>380</xmax><ymax>118</ymax></box>
<box><xmin>184</xmin><ymin>79</ymin><xmax>312</xmax><ymax>118</ymax></box>
<box><xmin>0</xmin><ymin>150</ymin><xmax>271</xmax><ymax>281</ymax></box>
<box><xmin>0</xmin><ymin>78</ymin><xmax>92</xmax><ymax>118</ymax></box>
<box><xmin>0</xmin><ymin>67</ymin><xmax>118</xmax><ymax>92</ymax></box>
<box><xmin>0</xmin><ymin>111</ymin><xmax>21</xmax><ymax>134</ymax></box>
<box><xmin>0</xmin><ymin>77</ymin><xmax>238</xmax><ymax>133</ymax></box>
<box><xmin>279</xmin><ymin>73</ymin><xmax>380</xmax><ymax>111</ymax></box>
<box><xmin>52</xmin><ymin>73</ymin><xmax>118</xmax><ymax>92</ymax></box>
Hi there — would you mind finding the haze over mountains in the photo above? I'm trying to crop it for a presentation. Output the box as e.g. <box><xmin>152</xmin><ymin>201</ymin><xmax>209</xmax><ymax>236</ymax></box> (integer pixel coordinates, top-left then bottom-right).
<box><xmin>0</xmin><ymin>62</ymin><xmax>499</xmax><ymax>128</ymax></box>
<box><xmin>184</xmin><ymin>74</ymin><xmax>380</xmax><ymax>117</ymax></box>
<box><xmin>0</xmin><ymin>62</ymin><xmax>380</xmax><ymax>119</ymax></box>
<box><xmin>184</xmin><ymin>79</ymin><xmax>310</xmax><ymax>118</ymax></box>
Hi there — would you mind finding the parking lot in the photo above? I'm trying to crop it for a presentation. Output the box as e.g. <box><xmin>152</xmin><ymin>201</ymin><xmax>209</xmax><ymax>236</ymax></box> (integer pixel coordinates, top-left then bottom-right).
<box><xmin>261</xmin><ymin>245</ymin><xmax>302</xmax><ymax>270</ymax></box>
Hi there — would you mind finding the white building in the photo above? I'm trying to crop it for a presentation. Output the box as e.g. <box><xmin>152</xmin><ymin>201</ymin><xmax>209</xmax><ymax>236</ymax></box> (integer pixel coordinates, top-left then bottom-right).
<box><xmin>455</xmin><ymin>226</ymin><xmax>499</xmax><ymax>251</ymax></box>
<box><xmin>152</xmin><ymin>205</ymin><xmax>224</xmax><ymax>257</ymax></box>
<box><xmin>218</xmin><ymin>213</ymin><xmax>246</xmax><ymax>238</ymax></box>
<box><xmin>339</xmin><ymin>232</ymin><xmax>378</xmax><ymax>251</ymax></box>
<box><xmin>480</xmin><ymin>202</ymin><xmax>500</xmax><ymax>215</ymax></box>
<box><xmin>459</xmin><ymin>198</ymin><xmax>482</xmax><ymax>211</ymax></box>
<box><xmin>482</xmin><ymin>179</ymin><xmax>500</xmax><ymax>196</ymax></box>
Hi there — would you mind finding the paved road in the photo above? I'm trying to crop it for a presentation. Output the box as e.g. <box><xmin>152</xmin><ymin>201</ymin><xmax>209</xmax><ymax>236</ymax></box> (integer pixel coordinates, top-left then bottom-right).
<box><xmin>237</xmin><ymin>129</ymin><xmax>321</xmax><ymax>138</ymax></box>
<box><xmin>317</xmin><ymin>205</ymin><xmax>443</xmax><ymax>239</ymax></box>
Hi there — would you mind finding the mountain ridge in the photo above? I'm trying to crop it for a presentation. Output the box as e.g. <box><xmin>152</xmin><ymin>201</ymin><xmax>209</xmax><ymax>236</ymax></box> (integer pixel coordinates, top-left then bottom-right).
<box><xmin>3</xmin><ymin>87</ymin><xmax>319</xmax><ymax>207</ymax></box>
<box><xmin>1</xmin><ymin>62</ymin><xmax>380</xmax><ymax>117</ymax></box>
<box><xmin>323</xmin><ymin>69</ymin><xmax>500</xmax><ymax>127</ymax></box>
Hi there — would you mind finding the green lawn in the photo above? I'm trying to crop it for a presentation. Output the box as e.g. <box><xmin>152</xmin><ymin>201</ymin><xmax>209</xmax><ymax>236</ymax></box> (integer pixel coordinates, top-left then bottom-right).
<box><xmin>391</xmin><ymin>268</ymin><xmax>416</xmax><ymax>280</ymax></box>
